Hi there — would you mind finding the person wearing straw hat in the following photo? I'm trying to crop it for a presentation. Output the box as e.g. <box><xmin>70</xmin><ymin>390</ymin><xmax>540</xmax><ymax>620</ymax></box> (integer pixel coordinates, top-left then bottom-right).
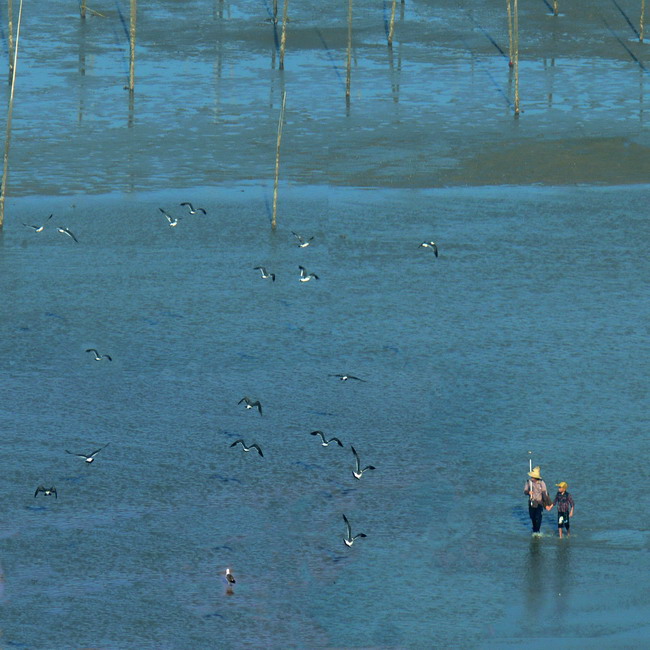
<box><xmin>523</xmin><ymin>466</ymin><xmax>550</xmax><ymax>536</ymax></box>
<box><xmin>545</xmin><ymin>481</ymin><xmax>575</xmax><ymax>538</ymax></box>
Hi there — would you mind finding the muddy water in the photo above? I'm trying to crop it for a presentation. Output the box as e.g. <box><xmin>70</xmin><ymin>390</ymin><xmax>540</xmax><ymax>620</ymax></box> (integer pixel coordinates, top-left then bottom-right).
<box><xmin>1</xmin><ymin>1</ymin><xmax>649</xmax><ymax>649</ymax></box>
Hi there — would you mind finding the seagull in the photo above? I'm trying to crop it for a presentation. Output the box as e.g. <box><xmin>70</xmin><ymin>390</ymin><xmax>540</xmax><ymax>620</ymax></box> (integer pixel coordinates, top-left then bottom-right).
<box><xmin>298</xmin><ymin>266</ymin><xmax>319</xmax><ymax>282</ymax></box>
<box><xmin>57</xmin><ymin>227</ymin><xmax>79</xmax><ymax>242</ymax></box>
<box><xmin>180</xmin><ymin>202</ymin><xmax>207</xmax><ymax>215</ymax></box>
<box><xmin>65</xmin><ymin>443</ymin><xmax>109</xmax><ymax>464</ymax></box>
<box><xmin>254</xmin><ymin>266</ymin><xmax>275</xmax><ymax>282</ymax></box>
<box><xmin>22</xmin><ymin>214</ymin><xmax>53</xmax><ymax>232</ymax></box>
<box><xmin>159</xmin><ymin>208</ymin><xmax>180</xmax><ymax>227</ymax></box>
<box><xmin>330</xmin><ymin>374</ymin><xmax>365</xmax><ymax>382</ymax></box>
<box><xmin>292</xmin><ymin>231</ymin><xmax>314</xmax><ymax>248</ymax></box>
<box><xmin>230</xmin><ymin>439</ymin><xmax>264</xmax><ymax>456</ymax></box>
<box><xmin>34</xmin><ymin>486</ymin><xmax>57</xmax><ymax>499</ymax></box>
<box><xmin>225</xmin><ymin>568</ymin><xmax>236</xmax><ymax>584</ymax></box>
<box><xmin>342</xmin><ymin>514</ymin><xmax>367</xmax><ymax>547</ymax></box>
<box><xmin>310</xmin><ymin>431</ymin><xmax>343</xmax><ymax>447</ymax></box>
<box><xmin>238</xmin><ymin>396</ymin><xmax>263</xmax><ymax>415</ymax></box>
<box><xmin>419</xmin><ymin>241</ymin><xmax>438</xmax><ymax>257</ymax></box>
<box><xmin>86</xmin><ymin>348</ymin><xmax>112</xmax><ymax>361</ymax></box>
<box><xmin>351</xmin><ymin>446</ymin><xmax>376</xmax><ymax>480</ymax></box>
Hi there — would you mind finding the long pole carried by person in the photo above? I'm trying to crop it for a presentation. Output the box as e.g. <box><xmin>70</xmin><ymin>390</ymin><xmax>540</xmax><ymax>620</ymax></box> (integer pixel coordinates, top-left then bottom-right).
<box><xmin>528</xmin><ymin>451</ymin><xmax>532</xmax><ymax>472</ymax></box>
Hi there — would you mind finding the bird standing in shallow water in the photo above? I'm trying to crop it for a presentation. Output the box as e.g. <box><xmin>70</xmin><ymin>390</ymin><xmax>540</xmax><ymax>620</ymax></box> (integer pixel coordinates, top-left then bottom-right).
<box><xmin>225</xmin><ymin>568</ymin><xmax>236</xmax><ymax>584</ymax></box>
<box><xmin>419</xmin><ymin>241</ymin><xmax>438</xmax><ymax>257</ymax></box>
<box><xmin>23</xmin><ymin>214</ymin><xmax>53</xmax><ymax>232</ymax></box>
<box><xmin>342</xmin><ymin>514</ymin><xmax>367</xmax><ymax>547</ymax></box>
<box><xmin>34</xmin><ymin>486</ymin><xmax>57</xmax><ymax>499</ymax></box>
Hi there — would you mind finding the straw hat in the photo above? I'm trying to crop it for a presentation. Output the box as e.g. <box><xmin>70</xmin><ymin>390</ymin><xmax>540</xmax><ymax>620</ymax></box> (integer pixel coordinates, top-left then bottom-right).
<box><xmin>527</xmin><ymin>466</ymin><xmax>542</xmax><ymax>479</ymax></box>
<box><xmin>556</xmin><ymin>481</ymin><xmax>568</xmax><ymax>489</ymax></box>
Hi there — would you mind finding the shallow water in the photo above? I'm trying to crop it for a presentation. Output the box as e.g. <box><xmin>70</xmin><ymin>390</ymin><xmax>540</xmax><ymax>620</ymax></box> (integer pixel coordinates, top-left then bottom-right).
<box><xmin>1</xmin><ymin>184</ymin><xmax>649</xmax><ymax>648</ymax></box>
<box><xmin>1</xmin><ymin>1</ymin><xmax>649</xmax><ymax>648</ymax></box>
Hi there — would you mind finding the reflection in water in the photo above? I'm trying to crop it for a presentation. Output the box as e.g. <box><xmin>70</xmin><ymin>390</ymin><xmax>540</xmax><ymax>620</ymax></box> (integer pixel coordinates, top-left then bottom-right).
<box><xmin>388</xmin><ymin>41</ymin><xmax>401</xmax><ymax>104</ymax></box>
<box><xmin>525</xmin><ymin>537</ymin><xmax>544</xmax><ymax>623</ymax></box>
<box><xmin>543</xmin><ymin>57</ymin><xmax>556</xmax><ymax>108</ymax></box>
<box><xmin>553</xmin><ymin>541</ymin><xmax>571</xmax><ymax>620</ymax></box>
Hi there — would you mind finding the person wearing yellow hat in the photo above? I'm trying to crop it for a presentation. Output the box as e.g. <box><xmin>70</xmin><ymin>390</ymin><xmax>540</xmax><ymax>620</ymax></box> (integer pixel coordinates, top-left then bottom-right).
<box><xmin>545</xmin><ymin>481</ymin><xmax>575</xmax><ymax>538</ymax></box>
<box><xmin>524</xmin><ymin>466</ymin><xmax>550</xmax><ymax>536</ymax></box>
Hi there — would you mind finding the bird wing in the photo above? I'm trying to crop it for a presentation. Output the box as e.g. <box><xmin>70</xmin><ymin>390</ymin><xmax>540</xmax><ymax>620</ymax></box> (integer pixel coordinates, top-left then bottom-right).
<box><xmin>65</xmin><ymin>450</ymin><xmax>87</xmax><ymax>457</ymax></box>
<box><xmin>52</xmin><ymin>487</ymin><xmax>58</xmax><ymax>498</ymax></box>
<box><xmin>342</xmin><ymin>514</ymin><xmax>352</xmax><ymax>538</ymax></box>
<box><xmin>251</xmin><ymin>444</ymin><xmax>264</xmax><ymax>457</ymax></box>
<box><xmin>230</xmin><ymin>439</ymin><xmax>244</xmax><ymax>448</ymax></box>
<box><xmin>362</xmin><ymin>465</ymin><xmax>376</xmax><ymax>472</ymax></box>
<box><xmin>330</xmin><ymin>437</ymin><xmax>344</xmax><ymax>446</ymax></box>
<box><xmin>350</xmin><ymin>446</ymin><xmax>361</xmax><ymax>470</ymax></box>
<box><xmin>34</xmin><ymin>486</ymin><xmax>45</xmax><ymax>497</ymax></box>
<box><xmin>349</xmin><ymin>375</ymin><xmax>365</xmax><ymax>381</ymax></box>
<box><xmin>252</xmin><ymin>401</ymin><xmax>263</xmax><ymax>415</ymax></box>
<box><xmin>64</xmin><ymin>228</ymin><xmax>79</xmax><ymax>242</ymax></box>
<box><xmin>103</xmin><ymin>354</ymin><xmax>112</xmax><ymax>361</ymax></box>
<box><xmin>180</xmin><ymin>202</ymin><xmax>193</xmax><ymax>209</ymax></box>
<box><xmin>310</xmin><ymin>430</ymin><xmax>325</xmax><ymax>441</ymax></box>
<box><xmin>90</xmin><ymin>443</ymin><xmax>109</xmax><ymax>457</ymax></box>
<box><xmin>353</xmin><ymin>533</ymin><xmax>367</xmax><ymax>540</ymax></box>
<box><xmin>237</xmin><ymin>397</ymin><xmax>249</xmax><ymax>405</ymax></box>
<box><xmin>86</xmin><ymin>349</ymin><xmax>99</xmax><ymax>355</ymax></box>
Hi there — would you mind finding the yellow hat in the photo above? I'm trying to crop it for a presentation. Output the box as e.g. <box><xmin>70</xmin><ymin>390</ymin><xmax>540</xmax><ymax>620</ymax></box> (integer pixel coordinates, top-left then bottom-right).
<box><xmin>527</xmin><ymin>466</ymin><xmax>542</xmax><ymax>479</ymax></box>
<box><xmin>556</xmin><ymin>481</ymin><xmax>568</xmax><ymax>489</ymax></box>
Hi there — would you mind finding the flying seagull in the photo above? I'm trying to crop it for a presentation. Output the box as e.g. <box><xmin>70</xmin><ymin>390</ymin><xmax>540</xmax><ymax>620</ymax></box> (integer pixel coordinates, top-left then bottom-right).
<box><xmin>351</xmin><ymin>445</ymin><xmax>376</xmax><ymax>480</ymax></box>
<box><xmin>310</xmin><ymin>431</ymin><xmax>344</xmax><ymax>447</ymax></box>
<box><xmin>342</xmin><ymin>514</ymin><xmax>367</xmax><ymax>547</ymax></box>
<box><xmin>34</xmin><ymin>486</ymin><xmax>57</xmax><ymax>499</ymax></box>
<box><xmin>230</xmin><ymin>439</ymin><xmax>264</xmax><ymax>456</ymax></box>
<box><xmin>57</xmin><ymin>227</ymin><xmax>79</xmax><ymax>243</ymax></box>
<box><xmin>254</xmin><ymin>266</ymin><xmax>275</xmax><ymax>282</ymax></box>
<box><xmin>419</xmin><ymin>241</ymin><xmax>438</xmax><ymax>257</ymax></box>
<box><xmin>238</xmin><ymin>396</ymin><xmax>262</xmax><ymax>415</ymax></box>
<box><xmin>329</xmin><ymin>374</ymin><xmax>365</xmax><ymax>382</ymax></box>
<box><xmin>298</xmin><ymin>266</ymin><xmax>319</xmax><ymax>282</ymax></box>
<box><xmin>65</xmin><ymin>443</ymin><xmax>109</xmax><ymax>464</ymax></box>
<box><xmin>292</xmin><ymin>231</ymin><xmax>314</xmax><ymax>248</ymax></box>
<box><xmin>22</xmin><ymin>214</ymin><xmax>53</xmax><ymax>232</ymax></box>
<box><xmin>86</xmin><ymin>348</ymin><xmax>112</xmax><ymax>361</ymax></box>
<box><xmin>159</xmin><ymin>208</ymin><xmax>180</xmax><ymax>227</ymax></box>
<box><xmin>180</xmin><ymin>202</ymin><xmax>207</xmax><ymax>215</ymax></box>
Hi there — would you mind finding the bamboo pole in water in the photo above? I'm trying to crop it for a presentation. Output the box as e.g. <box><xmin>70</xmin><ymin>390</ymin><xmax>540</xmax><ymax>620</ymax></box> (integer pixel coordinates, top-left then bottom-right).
<box><xmin>513</xmin><ymin>0</ymin><xmax>520</xmax><ymax>116</ymax></box>
<box><xmin>506</xmin><ymin>0</ymin><xmax>513</xmax><ymax>67</ymax></box>
<box><xmin>346</xmin><ymin>0</ymin><xmax>353</xmax><ymax>102</ymax></box>
<box><xmin>80</xmin><ymin>0</ymin><xmax>86</xmax><ymax>19</ymax></box>
<box><xmin>128</xmin><ymin>0</ymin><xmax>136</xmax><ymax>92</ymax></box>
<box><xmin>8</xmin><ymin>0</ymin><xmax>14</xmax><ymax>79</ymax></box>
<box><xmin>388</xmin><ymin>0</ymin><xmax>397</xmax><ymax>48</ymax></box>
<box><xmin>553</xmin><ymin>1</ymin><xmax>558</xmax><ymax>17</ymax></box>
<box><xmin>271</xmin><ymin>91</ymin><xmax>287</xmax><ymax>230</ymax></box>
<box><xmin>0</xmin><ymin>0</ymin><xmax>23</xmax><ymax>230</ymax></box>
<box><xmin>279</xmin><ymin>0</ymin><xmax>289</xmax><ymax>70</ymax></box>
<box><xmin>641</xmin><ymin>0</ymin><xmax>646</xmax><ymax>42</ymax></box>
<box><xmin>273</xmin><ymin>0</ymin><xmax>278</xmax><ymax>24</ymax></box>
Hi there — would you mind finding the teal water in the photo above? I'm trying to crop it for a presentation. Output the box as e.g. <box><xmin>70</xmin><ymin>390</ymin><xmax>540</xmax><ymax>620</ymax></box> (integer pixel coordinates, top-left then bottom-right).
<box><xmin>1</xmin><ymin>184</ymin><xmax>648</xmax><ymax>647</ymax></box>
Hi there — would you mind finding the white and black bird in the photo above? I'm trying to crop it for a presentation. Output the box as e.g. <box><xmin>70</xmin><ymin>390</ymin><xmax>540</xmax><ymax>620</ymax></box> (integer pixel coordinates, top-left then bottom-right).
<box><xmin>292</xmin><ymin>231</ymin><xmax>314</xmax><ymax>248</ymax></box>
<box><xmin>225</xmin><ymin>568</ymin><xmax>236</xmax><ymax>584</ymax></box>
<box><xmin>65</xmin><ymin>443</ymin><xmax>109</xmax><ymax>464</ymax></box>
<box><xmin>351</xmin><ymin>446</ymin><xmax>376</xmax><ymax>480</ymax></box>
<box><xmin>342</xmin><ymin>514</ymin><xmax>367</xmax><ymax>547</ymax></box>
<box><xmin>419</xmin><ymin>241</ymin><xmax>438</xmax><ymax>257</ymax></box>
<box><xmin>330</xmin><ymin>374</ymin><xmax>365</xmax><ymax>382</ymax></box>
<box><xmin>254</xmin><ymin>266</ymin><xmax>275</xmax><ymax>282</ymax></box>
<box><xmin>310</xmin><ymin>431</ymin><xmax>343</xmax><ymax>447</ymax></box>
<box><xmin>86</xmin><ymin>348</ymin><xmax>112</xmax><ymax>361</ymax></box>
<box><xmin>180</xmin><ymin>202</ymin><xmax>206</xmax><ymax>215</ymax></box>
<box><xmin>159</xmin><ymin>208</ymin><xmax>180</xmax><ymax>227</ymax></box>
<box><xmin>238</xmin><ymin>396</ymin><xmax>263</xmax><ymax>415</ymax></box>
<box><xmin>22</xmin><ymin>214</ymin><xmax>53</xmax><ymax>232</ymax></box>
<box><xmin>230</xmin><ymin>439</ymin><xmax>264</xmax><ymax>457</ymax></box>
<box><xmin>298</xmin><ymin>266</ymin><xmax>319</xmax><ymax>282</ymax></box>
<box><xmin>57</xmin><ymin>227</ymin><xmax>79</xmax><ymax>242</ymax></box>
<box><xmin>34</xmin><ymin>485</ymin><xmax>57</xmax><ymax>499</ymax></box>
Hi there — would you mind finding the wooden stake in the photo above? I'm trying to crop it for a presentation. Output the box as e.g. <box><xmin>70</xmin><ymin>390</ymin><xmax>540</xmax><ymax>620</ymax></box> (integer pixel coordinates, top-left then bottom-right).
<box><xmin>8</xmin><ymin>0</ymin><xmax>14</xmax><ymax>79</ymax></box>
<box><xmin>128</xmin><ymin>0</ymin><xmax>136</xmax><ymax>92</ymax></box>
<box><xmin>506</xmin><ymin>0</ymin><xmax>513</xmax><ymax>67</ymax></box>
<box><xmin>641</xmin><ymin>0</ymin><xmax>646</xmax><ymax>42</ymax></box>
<box><xmin>346</xmin><ymin>0</ymin><xmax>353</xmax><ymax>102</ymax></box>
<box><xmin>271</xmin><ymin>91</ymin><xmax>286</xmax><ymax>230</ymax></box>
<box><xmin>388</xmin><ymin>0</ymin><xmax>397</xmax><ymax>48</ymax></box>
<box><xmin>513</xmin><ymin>0</ymin><xmax>520</xmax><ymax>116</ymax></box>
<box><xmin>553</xmin><ymin>1</ymin><xmax>558</xmax><ymax>17</ymax></box>
<box><xmin>279</xmin><ymin>0</ymin><xmax>289</xmax><ymax>70</ymax></box>
<box><xmin>0</xmin><ymin>0</ymin><xmax>23</xmax><ymax>230</ymax></box>
<box><xmin>80</xmin><ymin>0</ymin><xmax>86</xmax><ymax>19</ymax></box>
